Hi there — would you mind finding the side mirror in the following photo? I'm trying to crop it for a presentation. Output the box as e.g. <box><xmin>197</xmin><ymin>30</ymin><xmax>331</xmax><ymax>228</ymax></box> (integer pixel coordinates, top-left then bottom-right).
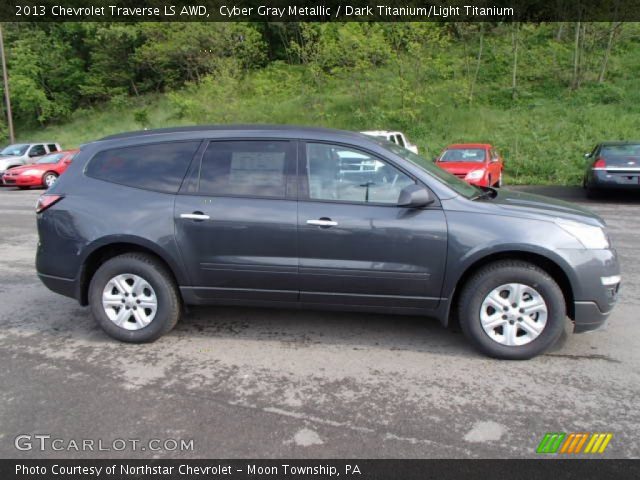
<box><xmin>432</xmin><ymin>157</ymin><xmax>438</xmax><ymax>163</ymax></box>
<box><xmin>397</xmin><ymin>184</ymin><xmax>434</xmax><ymax>208</ymax></box>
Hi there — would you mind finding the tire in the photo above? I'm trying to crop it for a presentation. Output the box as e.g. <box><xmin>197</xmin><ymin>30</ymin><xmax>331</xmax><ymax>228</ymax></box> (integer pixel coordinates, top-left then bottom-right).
<box><xmin>457</xmin><ymin>260</ymin><xmax>565</xmax><ymax>360</ymax></box>
<box><xmin>88</xmin><ymin>253</ymin><xmax>181</xmax><ymax>342</ymax></box>
<box><xmin>43</xmin><ymin>172</ymin><xmax>58</xmax><ymax>188</ymax></box>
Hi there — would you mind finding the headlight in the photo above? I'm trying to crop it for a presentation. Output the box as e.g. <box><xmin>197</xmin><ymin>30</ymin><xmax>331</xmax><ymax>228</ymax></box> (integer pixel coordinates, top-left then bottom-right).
<box><xmin>555</xmin><ymin>218</ymin><xmax>609</xmax><ymax>249</ymax></box>
<box><xmin>21</xmin><ymin>169</ymin><xmax>40</xmax><ymax>176</ymax></box>
<box><xmin>465</xmin><ymin>169</ymin><xmax>485</xmax><ymax>180</ymax></box>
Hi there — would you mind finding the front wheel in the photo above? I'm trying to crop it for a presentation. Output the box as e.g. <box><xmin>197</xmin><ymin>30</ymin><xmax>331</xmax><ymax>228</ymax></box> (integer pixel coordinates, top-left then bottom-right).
<box><xmin>88</xmin><ymin>253</ymin><xmax>181</xmax><ymax>342</ymax></box>
<box><xmin>457</xmin><ymin>260</ymin><xmax>565</xmax><ymax>359</ymax></box>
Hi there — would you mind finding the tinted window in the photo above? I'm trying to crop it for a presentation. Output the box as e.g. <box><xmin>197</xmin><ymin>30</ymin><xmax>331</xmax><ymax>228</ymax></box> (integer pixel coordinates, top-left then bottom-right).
<box><xmin>305</xmin><ymin>143</ymin><xmax>414</xmax><ymax>205</ymax></box>
<box><xmin>29</xmin><ymin>145</ymin><xmax>46</xmax><ymax>157</ymax></box>
<box><xmin>86</xmin><ymin>141</ymin><xmax>200</xmax><ymax>193</ymax></box>
<box><xmin>601</xmin><ymin>144</ymin><xmax>640</xmax><ymax>157</ymax></box>
<box><xmin>199</xmin><ymin>141</ymin><xmax>290</xmax><ymax>198</ymax></box>
<box><xmin>395</xmin><ymin>134</ymin><xmax>405</xmax><ymax>147</ymax></box>
<box><xmin>48</xmin><ymin>144</ymin><xmax>59</xmax><ymax>152</ymax></box>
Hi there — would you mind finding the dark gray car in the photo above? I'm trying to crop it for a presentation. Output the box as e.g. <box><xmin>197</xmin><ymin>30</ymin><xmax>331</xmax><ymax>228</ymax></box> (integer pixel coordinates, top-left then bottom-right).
<box><xmin>583</xmin><ymin>141</ymin><xmax>640</xmax><ymax>195</ymax></box>
<box><xmin>35</xmin><ymin>126</ymin><xmax>620</xmax><ymax>359</ymax></box>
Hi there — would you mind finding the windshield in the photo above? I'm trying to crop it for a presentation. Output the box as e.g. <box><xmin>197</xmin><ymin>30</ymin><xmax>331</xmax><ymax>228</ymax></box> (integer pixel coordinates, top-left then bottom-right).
<box><xmin>36</xmin><ymin>153</ymin><xmax>65</xmax><ymax>164</ymax></box>
<box><xmin>379</xmin><ymin>141</ymin><xmax>482</xmax><ymax>199</ymax></box>
<box><xmin>439</xmin><ymin>148</ymin><xmax>486</xmax><ymax>163</ymax></box>
<box><xmin>0</xmin><ymin>144</ymin><xmax>29</xmax><ymax>156</ymax></box>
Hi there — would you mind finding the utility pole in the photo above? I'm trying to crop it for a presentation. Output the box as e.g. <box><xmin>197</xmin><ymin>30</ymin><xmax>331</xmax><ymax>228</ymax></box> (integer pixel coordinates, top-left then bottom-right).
<box><xmin>0</xmin><ymin>23</ymin><xmax>14</xmax><ymax>143</ymax></box>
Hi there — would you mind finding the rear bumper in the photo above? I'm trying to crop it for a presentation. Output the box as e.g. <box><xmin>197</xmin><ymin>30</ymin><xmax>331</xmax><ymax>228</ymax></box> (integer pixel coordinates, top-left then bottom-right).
<box><xmin>38</xmin><ymin>272</ymin><xmax>78</xmax><ymax>301</ymax></box>
<box><xmin>588</xmin><ymin>170</ymin><xmax>640</xmax><ymax>189</ymax></box>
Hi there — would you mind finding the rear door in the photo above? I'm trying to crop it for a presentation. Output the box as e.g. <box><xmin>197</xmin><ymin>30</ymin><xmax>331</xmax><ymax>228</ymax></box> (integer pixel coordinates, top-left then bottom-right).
<box><xmin>174</xmin><ymin>139</ymin><xmax>299</xmax><ymax>303</ymax></box>
<box><xmin>296</xmin><ymin>141</ymin><xmax>447</xmax><ymax>311</ymax></box>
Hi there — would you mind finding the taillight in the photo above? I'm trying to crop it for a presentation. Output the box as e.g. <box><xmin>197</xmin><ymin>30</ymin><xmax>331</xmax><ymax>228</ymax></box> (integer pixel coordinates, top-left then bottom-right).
<box><xmin>593</xmin><ymin>157</ymin><xmax>606</xmax><ymax>169</ymax></box>
<box><xmin>36</xmin><ymin>194</ymin><xmax>63</xmax><ymax>214</ymax></box>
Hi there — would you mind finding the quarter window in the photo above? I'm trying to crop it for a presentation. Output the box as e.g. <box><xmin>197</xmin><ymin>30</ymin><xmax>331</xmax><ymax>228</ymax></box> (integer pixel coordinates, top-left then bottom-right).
<box><xmin>304</xmin><ymin>143</ymin><xmax>414</xmax><ymax>205</ymax></box>
<box><xmin>198</xmin><ymin>141</ymin><xmax>292</xmax><ymax>198</ymax></box>
<box><xmin>86</xmin><ymin>141</ymin><xmax>200</xmax><ymax>193</ymax></box>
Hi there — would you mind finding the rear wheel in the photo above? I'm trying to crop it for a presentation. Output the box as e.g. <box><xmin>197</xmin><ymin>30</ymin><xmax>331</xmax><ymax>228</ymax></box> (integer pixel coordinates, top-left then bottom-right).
<box><xmin>458</xmin><ymin>260</ymin><xmax>565</xmax><ymax>359</ymax></box>
<box><xmin>43</xmin><ymin>172</ymin><xmax>58</xmax><ymax>188</ymax></box>
<box><xmin>88</xmin><ymin>253</ymin><xmax>181</xmax><ymax>342</ymax></box>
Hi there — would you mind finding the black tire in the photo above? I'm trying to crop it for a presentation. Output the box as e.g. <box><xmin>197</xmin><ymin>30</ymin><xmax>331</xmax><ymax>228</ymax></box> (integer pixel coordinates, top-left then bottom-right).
<box><xmin>42</xmin><ymin>171</ymin><xmax>58</xmax><ymax>188</ymax></box>
<box><xmin>585</xmin><ymin>187</ymin><xmax>602</xmax><ymax>200</ymax></box>
<box><xmin>457</xmin><ymin>260</ymin><xmax>565</xmax><ymax>360</ymax></box>
<box><xmin>88</xmin><ymin>253</ymin><xmax>181</xmax><ymax>342</ymax></box>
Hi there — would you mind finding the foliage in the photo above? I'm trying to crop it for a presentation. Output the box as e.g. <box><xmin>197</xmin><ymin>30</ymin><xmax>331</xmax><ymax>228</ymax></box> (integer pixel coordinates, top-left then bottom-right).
<box><xmin>4</xmin><ymin>21</ymin><xmax>640</xmax><ymax>184</ymax></box>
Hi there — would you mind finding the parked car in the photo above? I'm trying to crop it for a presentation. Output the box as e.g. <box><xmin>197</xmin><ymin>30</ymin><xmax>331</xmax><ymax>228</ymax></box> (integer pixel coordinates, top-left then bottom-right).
<box><xmin>0</xmin><ymin>143</ymin><xmax>62</xmax><ymax>180</ymax></box>
<box><xmin>2</xmin><ymin>149</ymin><xmax>78</xmax><ymax>189</ymax></box>
<box><xmin>35</xmin><ymin>126</ymin><xmax>620</xmax><ymax>359</ymax></box>
<box><xmin>583</xmin><ymin>141</ymin><xmax>640</xmax><ymax>195</ymax></box>
<box><xmin>361</xmin><ymin>130</ymin><xmax>419</xmax><ymax>154</ymax></box>
<box><xmin>435</xmin><ymin>143</ymin><xmax>503</xmax><ymax>188</ymax></box>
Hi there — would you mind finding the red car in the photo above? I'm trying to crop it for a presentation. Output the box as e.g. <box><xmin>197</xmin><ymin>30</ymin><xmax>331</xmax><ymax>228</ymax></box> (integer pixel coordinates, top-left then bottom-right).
<box><xmin>2</xmin><ymin>149</ymin><xmax>78</xmax><ymax>189</ymax></box>
<box><xmin>435</xmin><ymin>143</ymin><xmax>504</xmax><ymax>188</ymax></box>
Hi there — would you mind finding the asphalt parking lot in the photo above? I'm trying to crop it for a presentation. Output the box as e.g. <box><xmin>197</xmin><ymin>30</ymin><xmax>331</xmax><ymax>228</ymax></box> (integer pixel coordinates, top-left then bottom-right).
<box><xmin>0</xmin><ymin>185</ymin><xmax>638</xmax><ymax>459</ymax></box>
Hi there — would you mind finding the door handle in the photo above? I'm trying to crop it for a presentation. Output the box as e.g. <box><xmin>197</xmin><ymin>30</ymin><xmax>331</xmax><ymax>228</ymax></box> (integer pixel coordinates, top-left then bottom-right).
<box><xmin>307</xmin><ymin>218</ymin><xmax>338</xmax><ymax>227</ymax></box>
<box><xmin>180</xmin><ymin>212</ymin><xmax>210</xmax><ymax>221</ymax></box>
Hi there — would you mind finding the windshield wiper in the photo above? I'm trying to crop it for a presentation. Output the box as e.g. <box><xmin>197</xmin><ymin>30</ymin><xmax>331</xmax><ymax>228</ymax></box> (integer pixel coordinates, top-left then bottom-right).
<box><xmin>471</xmin><ymin>187</ymin><xmax>496</xmax><ymax>201</ymax></box>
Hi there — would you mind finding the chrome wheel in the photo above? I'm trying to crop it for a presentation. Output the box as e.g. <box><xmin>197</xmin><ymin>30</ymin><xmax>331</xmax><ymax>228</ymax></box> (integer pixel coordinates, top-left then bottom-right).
<box><xmin>44</xmin><ymin>173</ymin><xmax>57</xmax><ymax>188</ymax></box>
<box><xmin>480</xmin><ymin>283</ymin><xmax>548</xmax><ymax>346</ymax></box>
<box><xmin>102</xmin><ymin>274</ymin><xmax>157</xmax><ymax>330</ymax></box>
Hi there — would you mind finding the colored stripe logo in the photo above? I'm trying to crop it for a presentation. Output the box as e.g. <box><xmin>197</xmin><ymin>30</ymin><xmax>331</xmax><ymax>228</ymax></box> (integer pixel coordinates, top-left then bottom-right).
<box><xmin>537</xmin><ymin>433</ymin><xmax>612</xmax><ymax>454</ymax></box>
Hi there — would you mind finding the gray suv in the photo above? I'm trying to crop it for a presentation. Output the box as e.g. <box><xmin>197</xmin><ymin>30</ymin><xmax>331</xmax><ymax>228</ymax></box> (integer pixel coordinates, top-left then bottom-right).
<box><xmin>35</xmin><ymin>126</ymin><xmax>620</xmax><ymax>359</ymax></box>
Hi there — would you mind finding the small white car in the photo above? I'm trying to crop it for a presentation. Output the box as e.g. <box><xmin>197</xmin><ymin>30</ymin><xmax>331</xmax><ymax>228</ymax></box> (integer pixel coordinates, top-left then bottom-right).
<box><xmin>361</xmin><ymin>130</ymin><xmax>419</xmax><ymax>154</ymax></box>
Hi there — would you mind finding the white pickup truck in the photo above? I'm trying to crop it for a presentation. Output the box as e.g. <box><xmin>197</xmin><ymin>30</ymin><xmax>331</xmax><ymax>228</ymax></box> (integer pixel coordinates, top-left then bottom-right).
<box><xmin>361</xmin><ymin>130</ymin><xmax>419</xmax><ymax>154</ymax></box>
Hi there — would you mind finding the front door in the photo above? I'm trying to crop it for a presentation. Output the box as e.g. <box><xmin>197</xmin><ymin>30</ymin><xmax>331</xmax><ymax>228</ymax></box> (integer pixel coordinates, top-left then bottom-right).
<box><xmin>297</xmin><ymin>141</ymin><xmax>447</xmax><ymax>311</ymax></box>
<box><xmin>174</xmin><ymin>139</ymin><xmax>298</xmax><ymax>303</ymax></box>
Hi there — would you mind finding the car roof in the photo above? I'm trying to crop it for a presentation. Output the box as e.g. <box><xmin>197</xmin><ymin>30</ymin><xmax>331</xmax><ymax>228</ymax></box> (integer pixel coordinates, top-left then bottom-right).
<box><xmin>99</xmin><ymin>125</ymin><xmax>365</xmax><ymax>142</ymax></box>
<box><xmin>445</xmin><ymin>143</ymin><xmax>492</xmax><ymax>149</ymax></box>
<box><xmin>361</xmin><ymin>130</ymin><xmax>403</xmax><ymax>136</ymax></box>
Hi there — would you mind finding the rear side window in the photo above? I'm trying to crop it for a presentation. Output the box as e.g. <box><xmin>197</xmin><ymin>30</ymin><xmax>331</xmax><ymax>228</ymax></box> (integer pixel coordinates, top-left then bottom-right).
<box><xmin>198</xmin><ymin>141</ymin><xmax>292</xmax><ymax>198</ymax></box>
<box><xmin>48</xmin><ymin>144</ymin><xmax>59</xmax><ymax>152</ymax></box>
<box><xmin>86</xmin><ymin>141</ymin><xmax>200</xmax><ymax>193</ymax></box>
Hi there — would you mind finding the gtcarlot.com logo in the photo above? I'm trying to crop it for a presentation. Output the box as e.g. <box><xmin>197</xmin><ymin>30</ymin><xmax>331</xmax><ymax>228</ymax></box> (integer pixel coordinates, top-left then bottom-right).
<box><xmin>536</xmin><ymin>432</ymin><xmax>613</xmax><ymax>454</ymax></box>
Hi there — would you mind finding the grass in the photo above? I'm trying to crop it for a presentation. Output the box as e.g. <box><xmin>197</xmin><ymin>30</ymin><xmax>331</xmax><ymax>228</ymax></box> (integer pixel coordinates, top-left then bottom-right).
<box><xmin>16</xmin><ymin>62</ymin><xmax>640</xmax><ymax>186</ymax></box>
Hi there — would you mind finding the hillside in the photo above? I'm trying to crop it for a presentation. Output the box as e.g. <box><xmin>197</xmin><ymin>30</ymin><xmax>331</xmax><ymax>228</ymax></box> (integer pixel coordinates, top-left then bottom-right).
<box><xmin>11</xmin><ymin>22</ymin><xmax>640</xmax><ymax>185</ymax></box>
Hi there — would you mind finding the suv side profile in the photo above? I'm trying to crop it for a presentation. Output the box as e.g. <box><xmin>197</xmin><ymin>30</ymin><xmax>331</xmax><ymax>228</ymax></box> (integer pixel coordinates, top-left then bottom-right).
<box><xmin>36</xmin><ymin>126</ymin><xmax>620</xmax><ymax>359</ymax></box>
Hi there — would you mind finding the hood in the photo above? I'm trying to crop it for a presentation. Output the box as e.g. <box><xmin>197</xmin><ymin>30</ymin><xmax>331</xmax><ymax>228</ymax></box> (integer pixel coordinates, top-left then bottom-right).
<box><xmin>437</xmin><ymin>162</ymin><xmax>486</xmax><ymax>175</ymax></box>
<box><xmin>490</xmin><ymin>189</ymin><xmax>604</xmax><ymax>227</ymax></box>
<box><xmin>2</xmin><ymin>163</ymin><xmax>46</xmax><ymax>174</ymax></box>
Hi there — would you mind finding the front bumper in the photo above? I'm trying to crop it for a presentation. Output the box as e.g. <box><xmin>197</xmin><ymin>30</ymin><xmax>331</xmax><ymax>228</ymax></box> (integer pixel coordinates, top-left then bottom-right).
<box><xmin>573</xmin><ymin>301</ymin><xmax>614</xmax><ymax>332</ymax></box>
<box><xmin>2</xmin><ymin>173</ymin><xmax>40</xmax><ymax>186</ymax></box>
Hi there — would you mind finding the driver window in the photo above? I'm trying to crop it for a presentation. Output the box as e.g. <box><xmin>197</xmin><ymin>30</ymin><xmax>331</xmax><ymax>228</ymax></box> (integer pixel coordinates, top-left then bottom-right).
<box><xmin>305</xmin><ymin>143</ymin><xmax>414</xmax><ymax>205</ymax></box>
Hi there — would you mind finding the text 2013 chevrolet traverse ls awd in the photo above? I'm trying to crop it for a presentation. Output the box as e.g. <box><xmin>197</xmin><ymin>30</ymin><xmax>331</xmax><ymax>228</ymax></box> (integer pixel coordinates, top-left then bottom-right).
<box><xmin>35</xmin><ymin>126</ymin><xmax>620</xmax><ymax>359</ymax></box>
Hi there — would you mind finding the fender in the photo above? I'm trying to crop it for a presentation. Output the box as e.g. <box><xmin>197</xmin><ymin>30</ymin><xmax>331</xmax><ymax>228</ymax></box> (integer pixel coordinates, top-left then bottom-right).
<box><xmin>79</xmin><ymin>234</ymin><xmax>191</xmax><ymax>286</ymax></box>
<box><xmin>437</xmin><ymin>242</ymin><xmax>580</xmax><ymax>326</ymax></box>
